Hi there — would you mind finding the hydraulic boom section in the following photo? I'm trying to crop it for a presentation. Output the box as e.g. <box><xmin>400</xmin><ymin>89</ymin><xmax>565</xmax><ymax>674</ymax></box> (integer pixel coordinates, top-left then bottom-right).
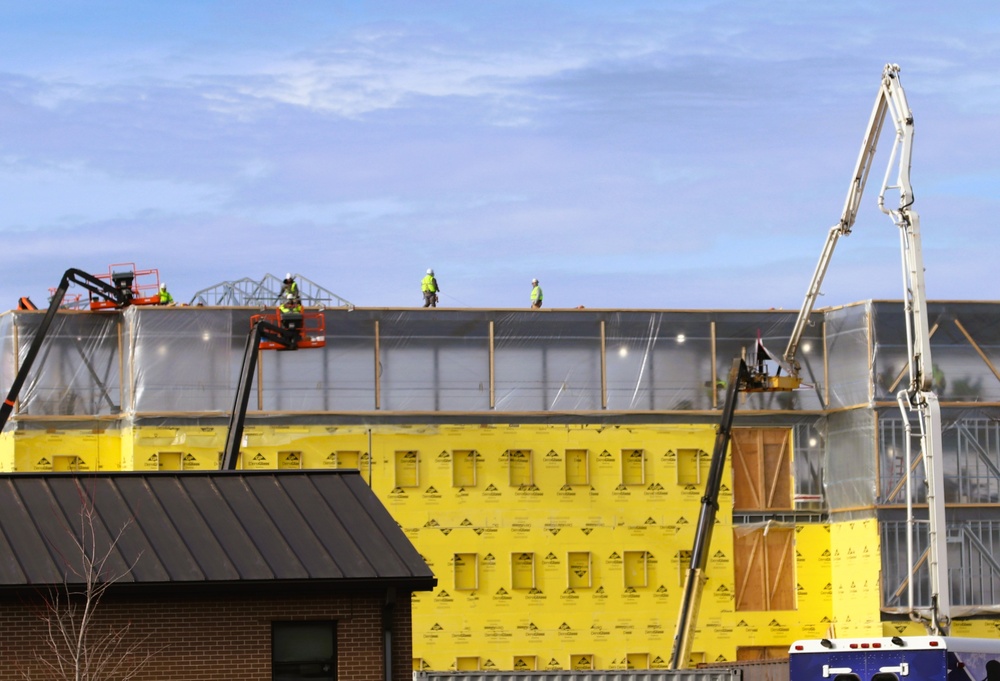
<box><xmin>670</xmin><ymin>356</ymin><xmax>750</xmax><ymax>669</ymax></box>
<box><xmin>0</xmin><ymin>269</ymin><xmax>129</xmax><ymax>432</ymax></box>
<box><xmin>220</xmin><ymin>320</ymin><xmax>300</xmax><ymax>470</ymax></box>
<box><xmin>779</xmin><ymin>63</ymin><xmax>923</xmax><ymax>383</ymax></box>
<box><xmin>757</xmin><ymin>63</ymin><xmax>950</xmax><ymax>633</ymax></box>
<box><xmin>220</xmin><ymin>311</ymin><xmax>326</xmax><ymax>470</ymax></box>
<box><xmin>669</xmin><ymin>350</ymin><xmax>792</xmax><ymax>670</ymax></box>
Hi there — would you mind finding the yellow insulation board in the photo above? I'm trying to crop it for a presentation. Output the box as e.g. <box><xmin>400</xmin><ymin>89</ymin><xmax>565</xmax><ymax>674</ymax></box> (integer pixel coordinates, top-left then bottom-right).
<box><xmin>828</xmin><ymin>519</ymin><xmax>882</xmax><ymax>637</ymax></box>
<box><xmin>1</xmin><ymin>421</ymin><xmax>943</xmax><ymax>669</ymax></box>
<box><xmin>10</xmin><ymin>427</ymin><xmax>122</xmax><ymax>472</ymax></box>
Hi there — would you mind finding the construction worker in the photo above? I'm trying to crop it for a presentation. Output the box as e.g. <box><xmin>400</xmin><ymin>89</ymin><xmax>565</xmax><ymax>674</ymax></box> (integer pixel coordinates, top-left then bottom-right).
<box><xmin>530</xmin><ymin>279</ymin><xmax>543</xmax><ymax>309</ymax></box>
<box><xmin>278</xmin><ymin>293</ymin><xmax>303</xmax><ymax>316</ymax></box>
<box><xmin>280</xmin><ymin>273</ymin><xmax>300</xmax><ymax>303</ymax></box>
<box><xmin>158</xmin><ymin>283</ymin><xmax>175</xmax><ymax>306</ymax></box>
<box><xmin>421</xmin><ymin>269</ymin><xmax>440</xmax><ymax>308</ymax></box>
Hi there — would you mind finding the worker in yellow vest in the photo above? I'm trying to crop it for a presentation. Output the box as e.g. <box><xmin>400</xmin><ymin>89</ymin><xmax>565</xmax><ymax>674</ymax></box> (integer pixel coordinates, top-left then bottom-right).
<box><xmin>159</xmin><ymin>283</ymin><xmax>175</xmax><ymax>306</ymax></box>
<box><xmin>280</xmin><ymin>273</ymin><xmax>300</xmax><ymax>304</ymax></box>
<box><xmin>421</xmin><ymin>269</ymin><xmax>440</xmax><ymax>308</ymax></box>
<box><xmin>530</xmin><ymin>279</ymin><xmax>543</xmax><ymax>309</ymax></box>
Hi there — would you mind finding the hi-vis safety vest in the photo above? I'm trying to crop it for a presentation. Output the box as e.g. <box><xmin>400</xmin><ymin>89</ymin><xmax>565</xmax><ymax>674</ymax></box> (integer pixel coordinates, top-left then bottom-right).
<box><xmin>531</xmin><ymin>285</ymin><xmax>542</xmax><ymax>302</ymax></box>
<box><xmin>422</xmin><ymin>275</ymin><xmax>438</xmax><ymax>293</ymax></box>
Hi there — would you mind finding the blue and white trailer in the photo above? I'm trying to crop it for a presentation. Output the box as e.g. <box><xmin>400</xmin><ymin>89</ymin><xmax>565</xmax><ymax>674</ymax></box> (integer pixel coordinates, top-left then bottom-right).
<box><xmin>789</xmin><ymin>637</ymin><xmax>1000</xmax><ymax>681</ymax></box>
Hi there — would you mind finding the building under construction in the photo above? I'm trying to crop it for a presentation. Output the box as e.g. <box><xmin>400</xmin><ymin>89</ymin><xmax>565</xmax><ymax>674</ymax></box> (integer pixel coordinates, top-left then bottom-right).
<box><xmin>2</xmin><ymin>298</ymin><xmax>1000</xmax><ymax>672</ymax></box>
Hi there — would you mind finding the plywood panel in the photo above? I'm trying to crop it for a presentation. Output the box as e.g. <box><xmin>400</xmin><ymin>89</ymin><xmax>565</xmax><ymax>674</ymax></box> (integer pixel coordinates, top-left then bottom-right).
<box><xmin>732</xmin><ymin>428</ymin><xmax>792</xmax><ymax>511</ymax></box>
<box><xmin>734</xmin><ymin>526</ymin><xmax>796</xmax><ymax>611</ymax></box>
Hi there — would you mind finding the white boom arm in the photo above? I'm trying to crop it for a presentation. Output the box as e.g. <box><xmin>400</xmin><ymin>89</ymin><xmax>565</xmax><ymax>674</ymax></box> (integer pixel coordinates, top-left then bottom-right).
<box><xmin>783</xmin><ymin>64</ymin><xmax>950</xmax><ymax>632</ymax></box>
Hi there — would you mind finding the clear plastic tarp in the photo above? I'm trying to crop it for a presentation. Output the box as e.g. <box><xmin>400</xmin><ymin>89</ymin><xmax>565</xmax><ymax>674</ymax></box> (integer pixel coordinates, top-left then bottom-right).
<box><xmin>825</xmin><ymin>302</ymin><xmax>873</xmax><ymax>409</ymax></box>
<box><xmin>1</xmin><ymin>306</ymin><xmax>828</xmax><ymax>418</ymax></box>
<box><xmin>0</xmin><ymin>302</ymin><xmax>995</xmax><ymax>424</ymax></box>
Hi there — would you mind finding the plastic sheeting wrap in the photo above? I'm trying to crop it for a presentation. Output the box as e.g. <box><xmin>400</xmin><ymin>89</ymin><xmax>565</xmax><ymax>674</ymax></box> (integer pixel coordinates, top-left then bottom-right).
<box><xmin>0</xmin><ymin>310</ymin><xmax>122</xmax><ymax>417</ymax></box>
<box><xmin>130</xmin><ymin>306</ymin><xmax>242</xmax><ymax>414</ymax></box>
<box><xmin>602</xmin><ymin>310</ymin><xmax>827</xmax><ymax>412</ymax></box>
<box><xmin>873</xmin><ymin>302</ymin><xmax>1000</xmax><ymax>403</ymax></box>
<box><xmin>824</xmin><ymin>409</ymin><xmax>877</xmax><ymax>515</ymax></box>
<box><xmin>825</xmin><ymin>303</ymin><xmax>872</xmax><ymax>409</ymax></box>
<box><xmin>3</xmin><ymin>306</ymin><xmax>825</xmax><ymax>419</ymax></box>
<box><xmin>0</xmin><ymin>302</ymin><xmax>996</xmax><ymax>421</ymax></box>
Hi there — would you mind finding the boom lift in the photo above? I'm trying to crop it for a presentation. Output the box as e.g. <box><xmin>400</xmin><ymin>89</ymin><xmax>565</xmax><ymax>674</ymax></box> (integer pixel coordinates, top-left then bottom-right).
<box><xmin>88</xmin><ymin>263</ymin><xmax>163</xmax><ymax>310</ymax></box>
<box><xmin>219</xmin><ymin>309</ymin><xmax>326</xmax><ymax>470</ymax></box>
<box><xmin>670</xmin><ymin>63</ymin><xmax>949</xmax><ymax>668</ymax></box>
<box><xmin>0</xmin><ymin>268</ymin><xmax>132</xmax><ymax>432</ymax></box>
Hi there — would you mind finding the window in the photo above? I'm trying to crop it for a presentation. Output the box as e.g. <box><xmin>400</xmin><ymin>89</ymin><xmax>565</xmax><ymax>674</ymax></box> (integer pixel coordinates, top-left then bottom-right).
<box><xmin>676</xmin><ymin>448</ymin><xmax>702</xmax><ymax>485</ymax></box>
<box><xmin>454</xmin><ymin>553</ymin><xmax>479</xmax><ymax>591</ymax></box>
<box><xmin>511</xmin><ymin>552</ymin><xmax>536</xmax><ymax>589</ymax></box>
<box><xmin>452</xmin><ymin>450</ymin><xmax>477</xmax><ymax>487</ymax></box>
<box><xmin>567</xmin><ymin>552</ymin><xmax>592</xmax><ymax>589</ymax></box>
<box><xmin>626</xmin><ymin>652</ymin><xmax>649</xmax><ymax>670</ymax></box>
<box><xmin>394</xmin><ymin>450</ymin><xmax>419</xmax><ymax>488</ymax></box>
<box><xmin>53</xmin><ymin>454</ymin><xmax>88</xmax><ymax>472</ymax></box>
<box><xmin>334</xmin><ymin>451</ymin><xmax>369</xmax><ymax>482</ymax></box>
<box><xmin>565</xmin><ymin>449</ymin><xmax>589</xmax><ymax>485</ymax></box>
<box><xmin>156</xmin><ymin>451</ymin><xmax>183</xmax><ymax>471</ymax></box>
<box><xmin>334</xmin><ymin>451</ymin><xmax>360</xmax><ymax>469</ymax></box>
<box><xmin>570</xmin><ymin>654</ymin><xmax>593</xmax><ymax>670</ymax></box>
<box><xmin>513</xmin><ymin>655</ymin><xmax>537</xmax><ymax>671</ymax></box>
<box><xmin>621</xmin><ymin>449</ymin><xmax>646</xmax><ymax>485</ymax></box>
<box><xmin>272</xmin><ymin>621</ymin><xmax>336</xmax><ymax>681</ymax></box>
<box><xmin>455</xmin><ymin>657</ymin><xmax>480</xmax><ymax>671</ymax></box>
<box><xmin>508</xmin><ymin>449</ymin><xmax>533</xmax><ymax>487</ymax></box>
<box><xmin>623</xmin><ymin>551</ymin><xmax>648</xmax><ymax>588</ymax></box>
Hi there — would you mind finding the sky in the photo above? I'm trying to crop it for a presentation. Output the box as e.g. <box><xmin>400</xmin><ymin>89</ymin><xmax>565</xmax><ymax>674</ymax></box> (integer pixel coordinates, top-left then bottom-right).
<box><xmin>1</xmin><ymin>1</ymin><xmax>999</xmax><ymax>311</ymax></box>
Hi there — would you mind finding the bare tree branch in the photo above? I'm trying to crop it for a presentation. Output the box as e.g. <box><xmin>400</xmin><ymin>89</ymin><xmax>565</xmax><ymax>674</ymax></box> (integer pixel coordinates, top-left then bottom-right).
<box><xmin>18</xmin><ymin>478</ymin><xmax>163</xmax><ymax>681</ymax></box>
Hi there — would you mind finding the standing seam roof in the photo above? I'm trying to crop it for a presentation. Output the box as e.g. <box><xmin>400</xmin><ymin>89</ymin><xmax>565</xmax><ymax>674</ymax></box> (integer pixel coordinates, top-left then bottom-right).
<box><xmin>0</xmin><ymin>470</ymin><xmax>435</xmax><ymax>588</ymax></box>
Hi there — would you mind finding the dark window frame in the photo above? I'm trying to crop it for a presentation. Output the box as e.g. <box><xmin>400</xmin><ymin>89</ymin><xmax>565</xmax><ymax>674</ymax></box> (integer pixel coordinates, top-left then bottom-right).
<box><xmin>272</xmin><ymin>620</ymin><xmax>337</xmax><ymax>681</ymax></box>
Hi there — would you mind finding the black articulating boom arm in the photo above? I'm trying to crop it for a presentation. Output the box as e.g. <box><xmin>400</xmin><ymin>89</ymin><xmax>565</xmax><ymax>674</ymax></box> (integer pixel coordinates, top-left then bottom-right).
<box><xmin>0</xmin><ymin>268</ymin><xmax>128</xmax><ymax>432</ymax></box>
<box><xmin>220</xmin><ymin>319</ymin><xmax>299</xmax><ymax>470</ymax></box>
<box><xmin>670</xmin><ymin>356</ymin><xmax>750</xmax><ymax>670</ymax></box>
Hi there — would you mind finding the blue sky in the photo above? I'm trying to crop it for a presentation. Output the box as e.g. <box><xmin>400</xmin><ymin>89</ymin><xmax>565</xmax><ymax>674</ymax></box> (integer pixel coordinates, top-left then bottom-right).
<box><xmin>1</xmin><ymin>1</ymin><xmax>998</xmax><ymax>310</ymax></box>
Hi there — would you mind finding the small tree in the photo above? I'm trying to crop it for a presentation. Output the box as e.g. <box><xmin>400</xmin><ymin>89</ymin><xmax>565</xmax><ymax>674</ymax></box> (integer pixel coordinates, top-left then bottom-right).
<box><xmin>19</xmin><ymin>480</ymin><xmax>158</xmax><ymax>681</ymax></box>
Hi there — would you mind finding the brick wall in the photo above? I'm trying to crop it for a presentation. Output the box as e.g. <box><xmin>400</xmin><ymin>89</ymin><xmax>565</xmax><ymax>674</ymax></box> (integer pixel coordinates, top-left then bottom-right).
<box><xmin>0</xmin><ymin>586</ymin><xmax>413</xmax><ymax>681</ymax></box>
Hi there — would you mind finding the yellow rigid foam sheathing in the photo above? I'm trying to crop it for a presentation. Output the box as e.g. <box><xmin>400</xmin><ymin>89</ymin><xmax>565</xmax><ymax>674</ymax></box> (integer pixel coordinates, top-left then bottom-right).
<box><xmin>12</xmin><ymin>426</ymin><xmax>120</xmax><ymax>472</ymax></box>
<box><xmin>5</xmin><ymin>421</ymin><xmax>868</xmax><ymax>667</ymax></box>
<box><xmin>365</xmin><ymin>422</ymin><xmax>824</xmax><ymax>669</ymax></box>
<box><xmin>829</xmin><ymin>519</ymin><xmax>882</xmax><ymax>637</ymax></box>
<box><xmin>0</xmin><ymin>428</ymin><xmax>14</xmax><ymax>471</ymax></box>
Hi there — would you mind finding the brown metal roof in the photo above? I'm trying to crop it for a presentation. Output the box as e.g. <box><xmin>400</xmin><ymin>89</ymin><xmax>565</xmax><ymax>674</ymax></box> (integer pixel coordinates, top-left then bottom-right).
<box><xmin>0</xmin><ymin>470</ymin><xmax>436</xmax><ymax>590</ymax></box>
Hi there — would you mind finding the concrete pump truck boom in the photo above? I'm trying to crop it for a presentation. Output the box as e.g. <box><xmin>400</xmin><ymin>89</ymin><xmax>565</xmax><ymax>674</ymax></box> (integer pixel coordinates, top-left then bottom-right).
<box><xmin>670</xmin><ymin>63</ymin><xmax>955</xmax><ymax>670</ymax></box>
<box><xmin>779</xmin><ymin>62</ymin><xmax>950</xmax><ymax>635</ymax></box>
<box><xmin>785</xmin><ymin>63</ymin><xmax>986</xmax><ymax>681</ymax></box>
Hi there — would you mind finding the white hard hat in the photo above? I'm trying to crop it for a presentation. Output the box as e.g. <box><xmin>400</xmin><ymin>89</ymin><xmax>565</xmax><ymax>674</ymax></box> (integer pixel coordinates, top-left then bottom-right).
<box><xmin>427</xmin><ymin>268</ymin><xmax>434</xmax><ymax>275</ymax></box>
<box><xmin>286</xmin><ymin>273</ymin><xmax>292</xmax><ymax>280</ymax></box>
<box><xmin>532</xmin><ymin>278</ymin><xmax>538</xmax><ymax>284</ymax></box>
<box><xmin>160</xmin><ymin>283</ymin><xmax>167</xmax><ymax>290</ymax></box>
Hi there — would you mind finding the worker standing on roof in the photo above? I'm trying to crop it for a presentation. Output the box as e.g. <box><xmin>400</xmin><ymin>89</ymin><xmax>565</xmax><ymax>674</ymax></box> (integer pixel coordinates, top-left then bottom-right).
<box><xmin>421</xmin><ymin>269</ymin><xmax>440</xmax><ymax>308</ymax></box>
<box><xmin>530</xmin><ymin>279</ymin><xmax>543</xmax><ymax>309</ymax></box>
<box><xmin>280</xmin><ymin>273</ymin><xmax>300</xmax><ymax>303</ymax></box>
<box><xmin>158</xmin><ymin>283</ymin><xmax>175</xmax><ymax>306</ymax></box>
